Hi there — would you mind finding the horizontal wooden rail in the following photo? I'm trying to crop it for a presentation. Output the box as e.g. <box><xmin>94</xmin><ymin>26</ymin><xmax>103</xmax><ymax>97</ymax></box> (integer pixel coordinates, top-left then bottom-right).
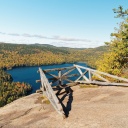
<box><xmin>38</xmin><ymin>64</ymin><xmax>128</xmax><ymax>116</ymax></box>
<box><xmin>74</xmin><ymin>64</ymin><xmax>128</xmax><ymax>83</ymax></box>
<box><xmin>77</xmin><ymin>80</ymin><xmax>128</xmax><ymax>86</ymax></box>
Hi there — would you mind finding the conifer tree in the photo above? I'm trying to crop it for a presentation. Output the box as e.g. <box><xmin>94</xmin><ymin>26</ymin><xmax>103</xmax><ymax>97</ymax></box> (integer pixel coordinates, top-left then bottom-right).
<box><xmin>96</xmin><ymin>6</ymin><xmax>128</xmax><ymax>75</ymax></box>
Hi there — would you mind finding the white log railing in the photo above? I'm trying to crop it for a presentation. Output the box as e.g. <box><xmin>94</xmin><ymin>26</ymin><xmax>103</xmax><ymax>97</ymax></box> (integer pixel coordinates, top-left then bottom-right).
<box><xmin>38</xmin><ymin>64</ymin><xmax>128</xmax><ymax>115</ymax></box>
<box><xmin>38</xmin><ymin>68</ymin><xmax>63</xmax><ymax>115</ymax></box>
<box><xmin>74</xmin><ymin>64</ymin><xmax>128</xmax><ymax>86</ymax></box>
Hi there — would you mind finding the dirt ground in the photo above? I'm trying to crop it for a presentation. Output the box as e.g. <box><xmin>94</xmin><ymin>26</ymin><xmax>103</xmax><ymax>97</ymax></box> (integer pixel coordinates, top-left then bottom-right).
<box><xmin>1</xmin><ymin>85</ymin><xmax>128</xmax><ymax>128</ymax></box>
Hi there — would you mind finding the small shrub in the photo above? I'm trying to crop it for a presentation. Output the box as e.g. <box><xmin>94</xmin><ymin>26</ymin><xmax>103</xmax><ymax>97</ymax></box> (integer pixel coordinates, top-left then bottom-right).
<box><xmin>43</xmin><ymin>99</ymin><xmax>50</xmax><ymax>104</ymax></box>
<box><xmin>79</xmin><ymin>84</ymin><xmax>98</xmax><ymax>88</ymax></box>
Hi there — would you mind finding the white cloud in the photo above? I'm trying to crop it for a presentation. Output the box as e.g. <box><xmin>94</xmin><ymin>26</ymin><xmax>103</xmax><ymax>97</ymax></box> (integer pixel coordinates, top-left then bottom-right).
<box><xmin>0</xmin><ymin>32</ymin><xmax>105</xmax><ymax>48</ymax></box>
<box><xmin>51</xmin><ymin>36</ymin><xmax>91</xmax><ymax>42</ymax></box>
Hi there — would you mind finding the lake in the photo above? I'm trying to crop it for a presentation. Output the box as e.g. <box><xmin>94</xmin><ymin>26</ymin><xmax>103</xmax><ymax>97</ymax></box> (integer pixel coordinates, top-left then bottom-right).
<box><xmin>7</xmin><ymin>62</ymin><xmax>88</xmax><ymax>93</ymax></box>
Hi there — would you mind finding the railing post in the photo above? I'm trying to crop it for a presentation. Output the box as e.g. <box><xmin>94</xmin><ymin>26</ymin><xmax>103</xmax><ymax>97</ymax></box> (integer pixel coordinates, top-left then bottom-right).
<box><xmin>58</xmin><ymin>70</ymin><xmax>63</xmax><ymax>85</ymax></box>
<box><xmin>88</xmin><ymin>70</ymin><xmax>92</xmax><ymax>81</ymax></box>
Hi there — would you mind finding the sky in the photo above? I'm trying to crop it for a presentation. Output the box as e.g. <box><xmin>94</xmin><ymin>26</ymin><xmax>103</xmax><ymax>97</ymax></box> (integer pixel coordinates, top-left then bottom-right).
<box><xmin>0</xmin><ymin>0</ymin><xmax>128</xmax><ymax>48</ymax></box>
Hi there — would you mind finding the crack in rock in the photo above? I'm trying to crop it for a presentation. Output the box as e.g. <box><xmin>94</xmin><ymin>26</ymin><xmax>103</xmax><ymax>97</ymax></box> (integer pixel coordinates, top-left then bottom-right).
<box><xmin>11</xmin><ymin>108</ymin><xmax>32</xmax><ymax>121</ymax></box>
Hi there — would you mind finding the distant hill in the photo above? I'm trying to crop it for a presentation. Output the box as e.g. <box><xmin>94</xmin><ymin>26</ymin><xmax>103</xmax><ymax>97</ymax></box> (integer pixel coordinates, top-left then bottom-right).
<box><xmin>0</xmin><ymin>43</ymin><xmax>108</xmax><ymax>69</ymax></box>
<box><xmin>0</xmin><ymin>43</ymin><xmax>108</xmax><ymax>107</ymax></box>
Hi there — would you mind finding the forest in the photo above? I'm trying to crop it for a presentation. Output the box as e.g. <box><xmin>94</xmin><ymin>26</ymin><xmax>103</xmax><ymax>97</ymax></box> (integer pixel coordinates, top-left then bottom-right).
<box><xmin>0</xmin><ymin>70</ymin><xmax>32</xmax><ymax>107</ymax></box>
<box><xmin>0</xmin><ymin>6</ymin><xmax>128</xmax><ymax>107</ymax></box>
<box><xmin>0</xmin><ymin>43</ymin><xmax>108</xmax><ymax>107</ymax></box>
<box><xmin>0</xmin><ymin>43</ymin><xmax>108</xmax><ymax>69</ymax></box>
<box><xmin>96</xmin><ymin>6</ymin><xmax>128</xmax><ymax>78</ymax></box>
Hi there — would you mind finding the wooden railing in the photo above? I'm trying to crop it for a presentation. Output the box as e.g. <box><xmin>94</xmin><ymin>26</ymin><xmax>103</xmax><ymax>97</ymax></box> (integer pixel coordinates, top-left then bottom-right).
<box><xmin>38</xmin><ymin>64</ymin><xmax>128</xmax><ymax>115</ymax></box>
<box><xmin>38</xmin><ymin>68</ymin><xmax>63</xmax><ymax>115</ymax></box>
<box><xmin>74</xmin><ymin>64</ymin><xmax>128</xmax><ymax>86</ymax></box>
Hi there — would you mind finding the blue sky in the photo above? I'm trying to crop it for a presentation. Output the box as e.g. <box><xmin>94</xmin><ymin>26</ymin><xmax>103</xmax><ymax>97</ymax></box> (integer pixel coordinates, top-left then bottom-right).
<box><xmin>0</xmin><ymin>0</ymin><xmax>128</xmax><ymax>48</ymax></box>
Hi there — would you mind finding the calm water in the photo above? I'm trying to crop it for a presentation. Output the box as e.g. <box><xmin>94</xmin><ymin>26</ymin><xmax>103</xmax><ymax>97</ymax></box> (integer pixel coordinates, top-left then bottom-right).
<box><xmin>7</xmin><ymin>62</ymin><xmax>88</xmax><ymax>93</ymax></box>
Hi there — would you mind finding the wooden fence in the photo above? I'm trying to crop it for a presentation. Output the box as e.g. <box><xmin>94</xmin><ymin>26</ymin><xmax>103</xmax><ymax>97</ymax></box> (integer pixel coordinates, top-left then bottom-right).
<box><xmin>37</xmin><ymin>64</ymin><xmax>128</xmax><ymax>115</ymax></box>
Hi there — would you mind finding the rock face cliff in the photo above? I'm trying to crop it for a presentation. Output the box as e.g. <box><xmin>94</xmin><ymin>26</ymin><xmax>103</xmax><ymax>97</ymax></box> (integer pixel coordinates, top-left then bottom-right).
<box><xmin>1</xmin><ymin>86</ymin><xmax>128</xmax><ymax>128</ymax></box>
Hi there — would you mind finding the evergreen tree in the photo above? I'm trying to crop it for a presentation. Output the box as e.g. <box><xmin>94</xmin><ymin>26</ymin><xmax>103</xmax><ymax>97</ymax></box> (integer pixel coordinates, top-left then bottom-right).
<box><xmin>96</xmin><ymin>6</ymin><xmax>128</xmax><ymax>75</ymax></box>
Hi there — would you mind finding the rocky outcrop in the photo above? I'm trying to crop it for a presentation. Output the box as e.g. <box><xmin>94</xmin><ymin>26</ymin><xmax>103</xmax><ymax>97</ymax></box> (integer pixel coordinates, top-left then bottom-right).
<box><xmin>1</xmin><ymin>86</ymin><xmax>128</xmax><ymax>128</ymax></box>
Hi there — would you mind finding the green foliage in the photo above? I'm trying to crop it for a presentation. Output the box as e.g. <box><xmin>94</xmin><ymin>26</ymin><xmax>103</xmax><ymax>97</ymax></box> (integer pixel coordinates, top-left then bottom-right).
<box><xmin>0</xmin><ymin>70</ymin><xmax>13</xmax><ymax>82</ymax></box>
<box><xmin>96</xmin><ymin>52</ymin><xmax>123</xmax><ymax>75</ymax></box>
<box><xmin>113</xmin><ymin>6</ymin><xmax>128</xmax><ymax>18</ymax></box>
<box><xmin>79</xmin><ymin>84</ymin><xmax>98</xmax><ymax>88</ymax></box>
<box><xmin>43</xmin><ymin>99</ymin><xmax>50</xmax><ymax>104</ymax></box>
<box><xmin>0</xmin><ymin>70</ymin><xmax>32</xmax><ymax>107</ymax></box>
<box><xmin>96</xmin><ymin>7</ymin><xmax>128</xmax><ymax>75</ymax></box>
<box><xmin>0</xmin><ymin>43</ymin><xmax>108</xmax><ymax>69</ymax></box>
<box><xmin>0</xmin><ymin>44</ymin><xmax>108</xmax><ymax>107</ymax></box>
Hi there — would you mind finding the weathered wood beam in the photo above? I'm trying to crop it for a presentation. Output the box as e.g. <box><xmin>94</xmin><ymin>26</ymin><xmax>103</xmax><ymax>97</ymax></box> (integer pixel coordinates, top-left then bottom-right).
<box><xmin>76</xmin><ymin>80</ymin><xmax>128</xmax><ymax>86</ymax></box>
<box><xmin>75</xmin><ymin>66</ymin><xmax>90</xmax><ymax>82</ymax></box>
<box><xmin>43</xmin><ymin>71</ymin><xmax>58</xmax><ymax>79</ymax></box>
<box><xmin>39</xmin><ymin>68</ymin><xmax>63</xmax><ymax>115</ymax></box>
<box><xmin>93</xmin><ymin>70</ymin><xmax>128</xmax><ymax>83</ymax></box>
<box><xmin>62</xmin><ymin>68</ymin><xmax>75</xmax><ymax>77</ymax></box>
<box><xmin>64</xmin><ymin>78</ymin><xmax>74</xmax><ymax>83</ymax></box>
<box><xmin>58</xmin><ymin>70</ymin><xmax>63</xmax><ymax>85</ymax></box>
<box><xmin>36</xmin><ymin>89</ymin><xmax>43</xmax><ymax>93</ymax></box>
<box><xmin>91</xmin><ymin>72</ymin><xmax>110</xmax><ymax>82</ymax></box>
<box><xmin>49</xmin><ymin>74</ymin><xmax>78</xmax><ymax>86</ymax></box>
<box><xmin>66</xmin><ymin>82</ymin><xmax>79</xmax><ymax>87</ymax></box>
<box><xmin>88</xmin><ymin>70</ymin><xmax>92</xmax><ymax>81</ymax></box>
<box><xmin>36</xmin><ymin>80</ymin><xmax>41</xmax><ymax>83</ymax></box>
<box><xmin>40</xmin><ymin>71</ymin><xmax>61</xmax><ymax>110</ymax></box>
<box><xmin>74</xmin><ymin>64</ymin><xmax>128</xmax><ymax>83</ymax></box>
<box><xmin>49</xmin><ymin>78</ymin><xmax>58</xmax><ymax>85</ymax></box>
<box><xmin>62</xmin><ymin>74</ymin><xmax>78</xmax><ymax>79</ymax></box>
<box><xmin>75</xmin><ymin>70</ymin><xmax>88</xmax><ymax>81</ymax></box>
<box><xmin>48</xmin><ymin>77</ymin><xmax>57</xmax><ymax>80</ymax></box>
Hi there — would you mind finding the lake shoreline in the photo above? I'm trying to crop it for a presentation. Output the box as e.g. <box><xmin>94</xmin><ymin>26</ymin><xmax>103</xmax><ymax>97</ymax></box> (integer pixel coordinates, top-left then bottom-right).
<box><xmin>5</xmin><ymin>61</ymin><xmax>80</xmax><ymax>71</ymax></box>
<box><xmin>7</xmin><ymin>62</ymin><xmax>89</xmax><ymax>94</ymax></box>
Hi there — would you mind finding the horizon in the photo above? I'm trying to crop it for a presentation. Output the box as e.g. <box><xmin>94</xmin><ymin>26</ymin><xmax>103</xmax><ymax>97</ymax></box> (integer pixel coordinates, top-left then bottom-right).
<box><xmin>0</xmin><ymin>42</ymin><xmax>107</xmax><ymax>49</ymax></box>
<box><xmin>0</xmin><ymin>0</ymin><xmax>128</xmax><ymax>48</ymax></box>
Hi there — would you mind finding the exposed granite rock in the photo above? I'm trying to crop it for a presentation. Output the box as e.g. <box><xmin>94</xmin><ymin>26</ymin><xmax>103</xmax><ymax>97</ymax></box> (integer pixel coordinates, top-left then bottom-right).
<box><xmin>1</xmin><ymin>86</ymin><xmax>128</xmax><ymax>128</ymax></box>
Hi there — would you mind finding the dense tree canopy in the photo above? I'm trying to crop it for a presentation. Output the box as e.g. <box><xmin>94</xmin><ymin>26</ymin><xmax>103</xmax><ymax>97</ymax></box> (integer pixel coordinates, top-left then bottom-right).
<box><xmin>96</xmin><ymin>6</ymin><xmax>128</xmax><ymax>76</ymax></box>
<box><xmin>0</xmin><ymin>43</ymin><xmax>108</xmax><ymax>69</ymax></box>
<box><xmin>0</xmin><ymin>70</ymin><xmax>32</xmax><ymax>107</ymax></box>
<box><xmin>0</xmin><ymin>43</ymin><xmax>108</xmax><ymax>107</ymax></box>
